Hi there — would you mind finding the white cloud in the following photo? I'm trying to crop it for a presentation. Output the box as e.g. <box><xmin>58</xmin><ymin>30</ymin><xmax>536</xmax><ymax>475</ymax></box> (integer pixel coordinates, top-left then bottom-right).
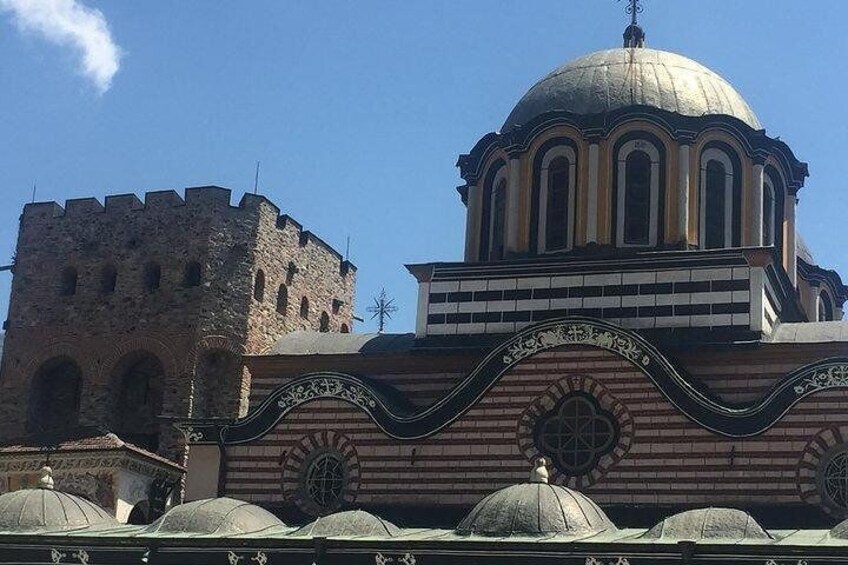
<box><xmin>0</xmin><ymin>0</ymin><xmax>121</xmax><ymax>93</ymax></box>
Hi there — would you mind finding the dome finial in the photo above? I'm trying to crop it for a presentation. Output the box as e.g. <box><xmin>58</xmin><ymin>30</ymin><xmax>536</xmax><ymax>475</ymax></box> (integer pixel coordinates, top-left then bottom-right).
<box><xmin>38</xmin><ymin>465</ymin><xmax>54</xmax><ymax>490</ymax></box>
<box><xmin>621</xmin><ymin>0</ymin><xmax>646</xmax><ymax>48</ymax></box>
<box><xmin>529</xmin><ymin>457</ymin><xmax>549</xmax><ymax>484</ymax></box>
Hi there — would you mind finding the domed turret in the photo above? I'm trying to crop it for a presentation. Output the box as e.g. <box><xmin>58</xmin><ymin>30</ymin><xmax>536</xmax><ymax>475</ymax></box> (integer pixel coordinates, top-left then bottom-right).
<box><xmin>0</xmin><ymin>467</ymin><xmax>117</xmax><ymax>532</ymax></box>
<box><xmin>144</xmin><ymin>497</ymin><xmax>285</xmax><ymax>536</ymax></box>
<box><xmin>642</xmin><ymin>508</ymin><xmax>771</xmax><ymax>541</ymax></box>
<box><xmin>291</xmin><ymin>510</ymin><xmax>400</xmax><ymax>538</ymax></box>
<box><xmin>456</xmin><ymin>461</ymin><xmax>615</xmax><ymax>537</ymax></box>
<box><xmin>502</xmin><ymin>47</ymin><xmax>760</xmax><ymax>133</ymax></box>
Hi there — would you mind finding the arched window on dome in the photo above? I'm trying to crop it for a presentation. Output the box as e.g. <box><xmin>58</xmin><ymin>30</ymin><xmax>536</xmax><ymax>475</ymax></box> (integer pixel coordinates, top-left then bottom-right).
<box><xmin>616</xmin><ymin>139</ymin><xmax>661</xmax><ymax>247</ymax></box>
<box><xmin>699</xmin><ymin>147</ymin><xmax>739</xmax><ymax>249</ymax></box>
<box><xmin>763</xmin><ymin>176</ymin><xmax>776</xmax><ymax>247</ymax></box>
<box><xmin>818</xmin><ymin>290</ymin><xmax>834</xmax><ymax>322</ymax></box>
<box><xmin>537</xmin><ymin>146</ymin><xmax>576</xmax><ymax>253</ymax></box>
<box><xmin>478</xmin><ymin>160</ymin><xmax>507</xmax><ymax>262</ymax></box>
<box><xmin>489</xmin><ymin>176</ymin><xmax>508</xmax><ymax>261</ymax></box>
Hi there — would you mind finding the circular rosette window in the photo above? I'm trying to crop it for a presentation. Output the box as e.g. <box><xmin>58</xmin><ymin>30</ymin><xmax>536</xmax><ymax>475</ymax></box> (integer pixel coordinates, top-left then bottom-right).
<box><xmin>282</xmin><ymin>432</ymin><xmax>360</xmax><ymax>517</ymax></box>
<box><xmin>820</xmin><ymin>446</ymin><xmax>848</xmax><ymax>513</ymax></box>
<box><xmin>518</xmin><ymin>375</ymin><xmax>633</xmax><ymax>488</ymax></box>
<box><xmin>534</xmin><ymin>392</ymin><xmax>619</xmax><ymax>476</ymax></box>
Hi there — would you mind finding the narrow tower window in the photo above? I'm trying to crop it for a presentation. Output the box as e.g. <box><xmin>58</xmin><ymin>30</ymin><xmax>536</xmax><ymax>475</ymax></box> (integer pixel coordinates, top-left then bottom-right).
<box><xmin>184</xmin><ymin>261</ymin><xmax>202</xmax><ymax>287</ymax></box>
<box><xmin>319</xmin><ymin>311</ymin><xmax>330</xmax><ymax>332</ymax></box>
<box><xmin>276</xmin><ymin>284</ymin><xmax>288</xmax><ymax>315</ymax></box>
<box><xmin>300</xmin><ymin>296</ymin><xmax>310</xmax><ymax>319</ymax></box>
<box><xmin>253</xmin><ymin>269</ymin><xmax>265</xmax><ymax>302</ymax></box>
<box><xmin>59</xmin><ymin>267</ymin><xmax>78</xmax><ymax>296</ymax></box>
<box><xmin>101</xmin><ymin>265</ymin><xmax>118</xmax><ymax>294</ymax></box>
<box><xmin>143</xmin><ymin>262</ymin><xmax>162</xmax><ymax>292</ymax></box>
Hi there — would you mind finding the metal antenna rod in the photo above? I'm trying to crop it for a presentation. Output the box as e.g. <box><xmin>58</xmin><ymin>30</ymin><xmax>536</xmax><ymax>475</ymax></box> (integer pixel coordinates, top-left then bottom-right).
<box><xmin>253</xmin><ymin>161</ymin><xmax>261</xmax><ymax>195</ymax></box>
<box><xmin>31</xmin><ymin>182</ymin><xmax>37</xmax><ymax>203</ymax></box>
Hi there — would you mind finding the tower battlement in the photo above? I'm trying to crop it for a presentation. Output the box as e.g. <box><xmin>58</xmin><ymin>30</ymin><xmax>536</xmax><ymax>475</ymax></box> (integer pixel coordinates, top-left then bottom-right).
<box><xmin>20</xmin><ymin>186</ymin><xmax>355</xmax><ymax>272</ymax></box>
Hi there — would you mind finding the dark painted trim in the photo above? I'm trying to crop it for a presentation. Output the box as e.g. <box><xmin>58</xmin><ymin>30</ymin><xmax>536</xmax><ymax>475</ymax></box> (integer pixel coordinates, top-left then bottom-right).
<box><xmin>457</xmin><ymin>107</ymin><xmax>808</xmax><ymax>192</ymax></box>
<box><xmin>177</xmin><ymin>318</ymin><xmax>848</xmax><ymax>446</ymax></box>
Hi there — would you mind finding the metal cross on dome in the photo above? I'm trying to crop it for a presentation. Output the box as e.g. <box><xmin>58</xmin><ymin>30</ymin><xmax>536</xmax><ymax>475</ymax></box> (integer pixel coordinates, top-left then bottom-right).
<box><xmin>367</xmin><ymin>288</ymin><xmax>398</xmax><ymax>333</ymax></box>
<box><xmin>623</xmin><ymin>0</ymin><xmax>643</xmax><ymax>25</ymax></box>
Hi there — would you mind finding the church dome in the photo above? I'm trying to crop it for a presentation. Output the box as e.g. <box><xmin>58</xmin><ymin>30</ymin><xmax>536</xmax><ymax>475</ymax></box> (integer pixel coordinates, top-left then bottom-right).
<box><xmin>290</xmin><ymin>510</ymin><xmax>401</xmax><ymax>538</ymax></box>
<box><xmin>641</xmin><ymin>508</ymin><xmax>771</xmax><ymax>541</ymax></box>
<box><xmin>456</xmin><ymin>482</ymin><xmax>615</xmax><ymax>537</ymax></box>
<box><xmin>502</xmin><ymin>48</ymin><xmax>760</xmax><ymax>132</ymax></box>
<box><xmin>0</xmin><ymin>470</ymin><xmax>117</xmax><ymax>532</ymax></box>
<box><xmin>144</xmin><ymin>497</ymin><xmax>285</xmax><ymax>536</ymax></box>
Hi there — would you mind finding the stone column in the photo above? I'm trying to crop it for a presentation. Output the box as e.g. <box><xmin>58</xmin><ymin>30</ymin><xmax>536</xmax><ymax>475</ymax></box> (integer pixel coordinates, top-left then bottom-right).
<box><xmin>678</xmin><ymin>144</ymin><xmax>690</xmax><ymax>245</ymax></box>
<box><xmin>463</xmin><ymin>184</ymin><xmax>481</xmax><ymax>261</ymax></box>
<box><xmin>586</xmin><ymin>143</ymin><xmax>600</xmax><ymax>243</ymax></box>
<box><xmin>785</xmin><ymin>194</ymin><xmax>797</xmax><ymax>285</ymax></box>
<box><xmin>506</xmin><ymin>157</ymin><xmax>521</xmax><ymax>254</ymax></box>
<box><xmin>752</xmin><ymin>163</ymin><xmax>765</xmax><ymax>246</ymax></box>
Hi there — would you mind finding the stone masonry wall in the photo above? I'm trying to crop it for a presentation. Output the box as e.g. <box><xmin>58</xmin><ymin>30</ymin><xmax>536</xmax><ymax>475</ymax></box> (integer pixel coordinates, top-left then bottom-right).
<box><xmin>0</xmin><ymin>187</ymin><xmax>355</xmax><ymax>462</ymax></box>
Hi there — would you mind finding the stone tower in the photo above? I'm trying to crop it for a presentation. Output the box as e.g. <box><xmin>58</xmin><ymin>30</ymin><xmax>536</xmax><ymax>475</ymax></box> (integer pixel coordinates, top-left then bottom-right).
<box><xmin>0</xmin><ymin>186</ymin><xmax>355</xmax><ymax>461</ymax></box>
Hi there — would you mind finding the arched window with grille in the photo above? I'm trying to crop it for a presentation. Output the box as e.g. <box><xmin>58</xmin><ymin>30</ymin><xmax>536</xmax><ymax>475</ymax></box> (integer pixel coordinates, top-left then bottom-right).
<box><xmin>537</xmin><ymin>145</ymin><xmax>577</xmax><ymax>253</ymax></box>
<box><xmin>489</xmin><ymin>177</ymin><xmax>508</xmax><ymax>261</ymax></box>
<box><xmin>478</xmin><ymin>160</ymin><xmax>507</xmax><ymax>262</ymax></box>
<box><xmin>763</xmin><ymin>176</ymin><xmax>776</xmax><ymax>247</ymax></box>
<box><xmin>615</xmin><ymin>138</ymin><xmax>661</xmax><ymax>247</ymax></box>
<box><xmin>819</xmin><ymin>291</ymin><xmax>834</xmax><ymax>322</ymax></box>
<box><xmin>699</xmin><ymin>147</ymin><xmax>738</xmax><ymax>249</ymax></box>
<box><xmin>27</xmin><ymin>357</ymin><xmax>83</xmax><ymax>433</ymax></box>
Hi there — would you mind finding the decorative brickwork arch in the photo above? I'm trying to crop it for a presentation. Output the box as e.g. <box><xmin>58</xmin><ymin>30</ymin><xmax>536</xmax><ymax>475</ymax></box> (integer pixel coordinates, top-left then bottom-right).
<box><xmin>100</xmin><ymin>335</ymin><xmax>180</xmax><ymax>383</ymax></box>
<box><xmin>796</xmin><ymin>425</ymin><xmax>848</xmax><ymax>518</ymax></box>
<box><xmin>177</xmin><ymin>318</ymin><xmax>848</xmax><ymax>445</ymax></box>
<box><xmin>184</xmin><ymin>335</ymin><xmax>245</xmax><ymax>374</ymax></box>
<box><xmin>281</xmin><ymin>431</ymin><xmax>360</xmax><ymax>517</ymax></box>
<box><xmin>517</xmin><ymin>374</ymin><xmax>633</xmax><ymax>489</ymax></box>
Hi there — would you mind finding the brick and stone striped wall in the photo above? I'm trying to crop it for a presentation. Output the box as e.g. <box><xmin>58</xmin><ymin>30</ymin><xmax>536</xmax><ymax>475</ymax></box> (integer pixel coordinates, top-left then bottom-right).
<box><xmin>226</xmin><ymin>344</ymin><xmax>848</xmax><ymax>515</ymax></box>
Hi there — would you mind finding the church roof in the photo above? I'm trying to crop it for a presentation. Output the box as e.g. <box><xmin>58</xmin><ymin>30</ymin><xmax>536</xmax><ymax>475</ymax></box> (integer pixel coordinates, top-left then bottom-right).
<box><xmin>143</xmin><ymin>497</ymin><xmax>286</xmax><ymax>536</ymax></box>
<box><xmin>265</xmin><ymin>331</ymin><xmax>416</xmax><ymax>356</ymax></box>
<box><xmin>641</xmin><ymin>508</ymin><xmax>771</xmax><ymax>541</ymax></box>
<box><xmin>0</xmin><ymin>468</ymin><xmax>118</xmax><ymax>533</ymax></box>
<box><xmin>0</xmin><ymin>427</ymin><xmax>183</xmax><ymax>471</ymax></box>
<box><xmin>455</xmin><ymin>482</ymin><xmax>616</xmax><ymax>538</ymax></box>
<box><xmin>502</xmin><ymin>48</ymin><xmax>761</xmax><ymax>132</ymax></box>
<box><xmin>290</xmin><ymin>510</ymin><xmax>401</xmax><ymax>538</ymax></box>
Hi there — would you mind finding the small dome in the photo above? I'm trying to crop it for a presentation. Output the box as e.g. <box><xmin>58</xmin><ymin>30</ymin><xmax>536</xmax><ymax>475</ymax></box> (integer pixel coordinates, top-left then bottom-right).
<box><xmin>456</xmin><ymin>482</ymin><xmax>615</xmax><ymax>537</ymax></box>
<box><xmin>503</xmin><ymin>48</ymin><xmax>760</xmax><ymax>132</ymax></box>
<box><xmin>290</xmin><ymin>510</ymin><xmax>400</xmax><ymax>538</ymax></box>
<box><xmin>642</xmin><ymin>508</ymin><xmax>771</xmax><ymax>541</ymax></box>
<box><xmin>144</xmin><ymin>497</ymin><xmax>284</xmax><ymax>535</ymax></box>
<box><xmin>0</xmin><ymin>489</ymin><xmax>117</xmax><ymax>532</ymax></box>
<box><xmin>830</xmin><ymin>518</ymin><xmax>848</xmax><ymax>539</ymax></box>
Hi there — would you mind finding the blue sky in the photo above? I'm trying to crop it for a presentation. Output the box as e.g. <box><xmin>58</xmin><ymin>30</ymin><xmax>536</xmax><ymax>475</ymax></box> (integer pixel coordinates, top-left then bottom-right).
<box><xmin>0</xmin><ymin>1</ymin><xmax>846</xmax><ymax>333</ymax></box>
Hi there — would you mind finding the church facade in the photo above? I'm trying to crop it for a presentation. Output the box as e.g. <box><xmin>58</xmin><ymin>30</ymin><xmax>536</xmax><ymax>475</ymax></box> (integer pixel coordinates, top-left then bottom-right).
<box><xmin>181</xmin><ymin>29</ymin><xmax>848</xmax><ymax>528</ymax></box>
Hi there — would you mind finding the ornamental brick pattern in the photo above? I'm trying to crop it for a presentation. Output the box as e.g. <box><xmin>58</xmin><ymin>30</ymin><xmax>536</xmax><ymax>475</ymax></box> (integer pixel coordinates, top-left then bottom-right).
<box><xmin>227</xmin><ymin>344</ymin><xmax>848</xmax><ymax>517</ymax></box>
<box><xmin>0</xmin><ymin>187</ymin><xmax>355</xmax><ymax>463</ymax></box>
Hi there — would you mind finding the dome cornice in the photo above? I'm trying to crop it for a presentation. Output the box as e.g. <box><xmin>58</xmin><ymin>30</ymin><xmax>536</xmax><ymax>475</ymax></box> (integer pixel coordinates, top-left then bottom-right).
<box><xmin>457</xmin><ymin>107</ymin><xmax>808</xmax><ymax>191</ymax></box>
